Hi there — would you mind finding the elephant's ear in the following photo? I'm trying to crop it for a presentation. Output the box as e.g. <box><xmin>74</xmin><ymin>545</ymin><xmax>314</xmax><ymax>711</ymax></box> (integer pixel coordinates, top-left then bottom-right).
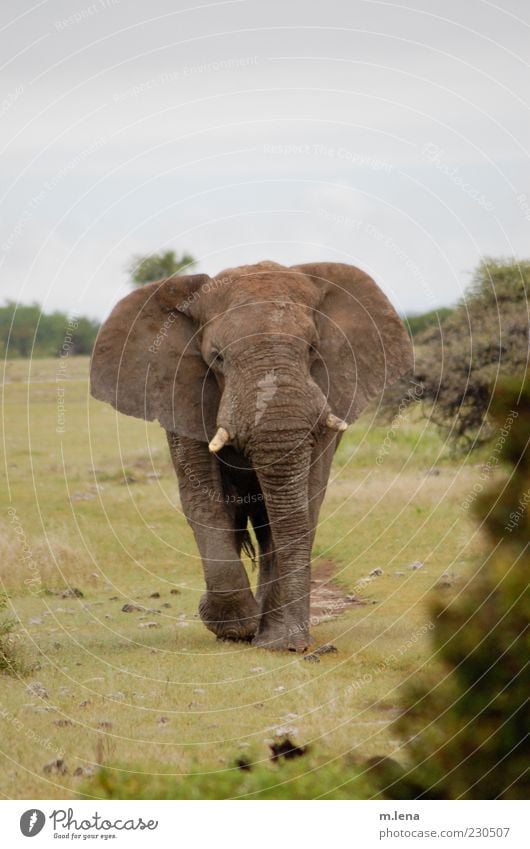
<box><xmin>90</xmin><ymin>274</ymin><xmax>219</xmax><ymax>440</ymax></box>
<box><xmin>292</xmin><ymin>263</ymin><xmax>413</xmax><ymax>422</ymax></box>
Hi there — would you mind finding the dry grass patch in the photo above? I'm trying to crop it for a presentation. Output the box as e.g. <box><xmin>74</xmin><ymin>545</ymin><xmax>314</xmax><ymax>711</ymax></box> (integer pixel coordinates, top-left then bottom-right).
<box><xmin>0</xmin><ymin>524</ymin><xmax>95</xmax><ymax>594</ymax></box>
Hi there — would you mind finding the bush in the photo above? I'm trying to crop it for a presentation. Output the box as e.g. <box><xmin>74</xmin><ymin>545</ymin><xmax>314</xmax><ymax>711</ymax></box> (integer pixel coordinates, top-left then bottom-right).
<box><xmin>373</xmin><ymin>378</ymin><xmax>530</xmax><ymax>799</ymax></box>
<box><xmin>404</xmin><ymin>307</ymin><xmax>453</xmax><ymax>337</ymax></box>
<box><xmin>412</xmin><ymin>258</ymin><xmax>530</xmax><ymax>446</ymax></box>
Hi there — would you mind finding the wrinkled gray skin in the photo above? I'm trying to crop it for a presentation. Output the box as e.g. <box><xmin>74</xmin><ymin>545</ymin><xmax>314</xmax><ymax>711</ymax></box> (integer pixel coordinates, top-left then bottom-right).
<box><xmin>90</xmin><ymin>261</ymin><xmax>412</xmax><ymax>651</ymax></box>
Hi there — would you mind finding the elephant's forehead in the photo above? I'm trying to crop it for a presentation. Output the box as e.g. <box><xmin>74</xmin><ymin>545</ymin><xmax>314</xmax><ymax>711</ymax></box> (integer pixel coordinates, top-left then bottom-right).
<box><xmin>221</xmin><ymin>297</ymin><xmax>314</xmax><ymax>328</ymax></box>
<box><xmin>216</xmin><ymin>266</ymin><xmax>318</xmax><ymax>301</ymax></box>
<box><xmin>206</xmin><ymin>297</ymin><xmax>315</xmax><ymax>344</ymax></box>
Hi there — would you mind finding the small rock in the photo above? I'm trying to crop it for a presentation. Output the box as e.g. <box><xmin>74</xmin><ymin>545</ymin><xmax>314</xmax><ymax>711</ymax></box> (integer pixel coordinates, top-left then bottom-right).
<box><xmin>170</xmin><ymin>588</ymin><xmax>181</xmax><ymax>595</ymax></box>
<box><xmin>274</xmin><ymin>686</ymin><xmax>285</xmax><ymax>693</ymax></box>
<box><xmin>314</xmin><ymin>644</ymin><xmax>338</xmax><ymax>656</ymax></box>
<box><xmin>98</xmin><ymin>720</ymin><xmax>113</xmax><ymax>729</ymax></box>
<box><xmin>157</xmin><ymin>716</ymin><xmax>169</xmax><ymax>726</ymax></box>
<box><xmin>43</xmin><ymin>758</ymin><xmax>68</xmax><ymax>775</ymax></box>
<box><xmin>73</xmin><ymin>765</ymin><xmax>96</xmax><ymax>778</ymax></box>
<box><xmin>149</xmin><ymin>592</ymin><xmax>161</xmax><ymax>598</ymax></box>
<box><xmin>139</xmin><ymin>621</ymin><xmax>160</xmax><ymax>629</ymax></box>
<box><xmin>304</xmin><ymin>653</ymin><xmax>320</xmax><ymax>663</ymax></box>
<box><xmin>425</xmin><ymin>467</ymin><xmax>441</xmax><ymax>476</ymax></box>
<box><xmin>27</xmin><ymin>681</ymin><xmax>48</xmax><ymax>699</ymax></box>
<box><xmin>53</xmin><ymin>719</ymin><xmax>73</xmax><ymax>727</ymax></box>
<box><xmin>193</xmin><ymin>688</ymin><xmax>205</xmax><ymax>694</ymax></box>
<box><xmin>250</xmin><ymin>666</ymin><xmax>265</xmax><ymax>673</ymax></box>
<box><xmin>161</xmin><ymin>602</ymin><xmax>171</xmax><ymax>609</ymax></box>
<box><xmin>410</xmin><ymin>560</ymin><xmax>424</xmax><ymax>571</ymax></box>
<box><xmin>394</xmin><ymin>571</ymin><xmax>405</xmax><ymax>577</ymax></box>
<box><xmin>274</xmin><ymin>725</ymin><xmax>299</xmax><ymax>737</ymax></box>
<box><xmin>121</xmin><ymin>603</ymin><xmax>144</xmax><ymax>613</ymax></box>
<box><xmin>60</xmin><ymin>587</ymin><xmax>84</xmax><ymax>599</ymax></box>
<box><xmin>269</xmin><ymin>736</ymin><xmax>306</xmax><ymax>761</ymax></box>
<box><xmin>79</xmin><ymin>700</ymin><xmax>92</xmax><ymax>708</ymax></box>
<box><xmin>369</xmin><ymin>568</ymin><xmax>384</xmax><ymax>577</ymax></box>
<box><xmin>436</xmin><ymin>572</ymin><xmax>455</xmax><ymax>588</ymax></box>
<box><xmin>106</xmin><ymin>691</ymin><xmax>125</xmax><ymax>701</ymax></box>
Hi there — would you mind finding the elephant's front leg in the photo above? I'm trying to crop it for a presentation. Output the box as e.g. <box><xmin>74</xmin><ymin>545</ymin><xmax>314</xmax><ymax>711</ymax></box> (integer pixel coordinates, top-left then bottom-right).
<box><xmin>253</xmin><ymin>527</ymin><xmax>285</xmax><ymax>645</ymax></box>
<box><xmin>166</xmin><ymin>433</ymin><xmax>259</xmax><ymax>641</ymax></box>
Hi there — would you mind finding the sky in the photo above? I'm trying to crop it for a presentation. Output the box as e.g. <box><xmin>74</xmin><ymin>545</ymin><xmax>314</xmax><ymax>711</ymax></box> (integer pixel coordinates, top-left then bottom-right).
<box><xmin>1</xmin><ymin>0</ymin><xmax>529</xmax><ymax>320</ymax></box>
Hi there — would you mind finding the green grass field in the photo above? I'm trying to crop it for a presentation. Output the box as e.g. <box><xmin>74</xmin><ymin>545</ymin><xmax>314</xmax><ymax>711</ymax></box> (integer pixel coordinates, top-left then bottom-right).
<box><xmin>0</xmin><ymin>357</ymin><xmax>491</xmax><ymax>799</ymax></box>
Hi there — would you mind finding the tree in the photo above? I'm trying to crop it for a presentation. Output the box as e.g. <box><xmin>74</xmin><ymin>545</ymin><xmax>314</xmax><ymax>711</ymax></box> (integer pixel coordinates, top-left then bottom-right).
<box><xmin>404</xmin><ymin>307</ymin><xmax>453</xmax><ymax>337</ymax></box>
<box><xmin>372</xmin><ymin>378</ymin><xmax>530</xmax><ymax>799</ymax></box>
<box><xmin>390</xmin><ymin>258</ymin><xmax>529</xmax><ymax>447</ymax></box>
<box><xmin>0</xmin><ymin>302</ymin><xmax>100</xmax><ymax>358</ymax></box>
<box><xmin>127</xmin><ymin>250</ymin><xmax>196</xmax><ymax>287</ymax></box>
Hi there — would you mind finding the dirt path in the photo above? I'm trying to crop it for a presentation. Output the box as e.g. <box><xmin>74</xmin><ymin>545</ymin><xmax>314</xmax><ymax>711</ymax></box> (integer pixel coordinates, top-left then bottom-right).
<box><xmin>310</xmin><ymin>560</ymin><xmax>367</xmax><ymax>625</ymax></box>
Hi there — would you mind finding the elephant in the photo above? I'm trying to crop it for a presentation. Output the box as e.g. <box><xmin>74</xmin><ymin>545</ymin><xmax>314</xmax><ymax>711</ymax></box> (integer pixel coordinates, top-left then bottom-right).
<box><xmin>90</xmin><ymin>261</ymin><xmax>412</xmax><ymax>651</ymax></box>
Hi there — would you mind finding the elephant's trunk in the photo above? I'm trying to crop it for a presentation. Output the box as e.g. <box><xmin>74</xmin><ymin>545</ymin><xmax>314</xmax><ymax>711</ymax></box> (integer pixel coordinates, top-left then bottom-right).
<box><xmin>250</xmin><ymin>430</ymin><xmax>313</xmax><ymax>649</ymax></box>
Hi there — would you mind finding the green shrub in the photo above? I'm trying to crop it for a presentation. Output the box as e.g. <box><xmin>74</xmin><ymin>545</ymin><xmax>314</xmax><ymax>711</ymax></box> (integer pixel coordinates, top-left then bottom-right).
<box><xmin>413</xmin><ymin>258</ymin><xmax>530</xmax><ymax>446</ymax></box>
<box><xmin>404</xmin><ymin>307</ymin><xmax>453</xmax><ymax>337</ymax></box>
<box><xmin>373</xmin><ymin>378</ymin><xmax>530</xmax><ymax>799</ymax></box>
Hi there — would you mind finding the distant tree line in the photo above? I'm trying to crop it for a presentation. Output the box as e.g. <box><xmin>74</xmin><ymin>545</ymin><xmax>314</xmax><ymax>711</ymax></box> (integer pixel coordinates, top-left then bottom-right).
<box><xmin>404</xmin><ymin>306</ymin><xmax>454</xmax><ymax>336</ymax></box>
<box><xmin>0</xmin><ymin>302</ymin><xmax>100</xmax><ymax>358</ymax></box>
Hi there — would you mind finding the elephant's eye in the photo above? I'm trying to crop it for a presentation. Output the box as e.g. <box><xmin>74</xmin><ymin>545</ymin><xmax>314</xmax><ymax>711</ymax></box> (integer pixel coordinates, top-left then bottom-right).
<box><xmin>212</xmin><ymin>351</ymin><xmax>224</xmax><ymax>368</ymax></box>
<box><xmin>308</xmin><ymin>342</ymin><xmax>318</xmax><ymax>357</ymax></box>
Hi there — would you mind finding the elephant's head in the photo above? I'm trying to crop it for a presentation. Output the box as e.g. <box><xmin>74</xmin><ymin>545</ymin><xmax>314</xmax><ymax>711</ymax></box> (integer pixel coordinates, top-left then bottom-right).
<box><xmin>90</xmin><ymin>260</ymin><xmax>412</xmax><ymax>460</ymax></box>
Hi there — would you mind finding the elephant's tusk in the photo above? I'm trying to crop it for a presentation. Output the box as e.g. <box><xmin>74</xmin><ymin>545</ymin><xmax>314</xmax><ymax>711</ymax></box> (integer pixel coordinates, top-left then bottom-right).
<box><xmin>326</xmin><ymin>413</ymin><xmax>348</xmax><ymax>432</ymax></box>
<box><xmin>208</xmin><ymin>427</ymin><xmax>230</xmax><ymax>453</ymax></box>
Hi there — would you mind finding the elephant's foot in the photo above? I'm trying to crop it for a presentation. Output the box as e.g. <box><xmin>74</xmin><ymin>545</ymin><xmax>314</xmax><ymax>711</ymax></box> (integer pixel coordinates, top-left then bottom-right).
<box><xmin>253</xmin><ymin>626</ymin><xmax>313</xmax><ymax>653</ymax></box>
<box><xmin>199</xmin><ymin>589</ymin><xmax>259</xmax><ymax>641</ymax></box>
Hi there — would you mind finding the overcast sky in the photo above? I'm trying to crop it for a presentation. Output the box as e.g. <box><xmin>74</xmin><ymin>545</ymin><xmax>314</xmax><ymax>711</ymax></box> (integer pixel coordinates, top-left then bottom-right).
<box><xmin>1</xmin><ymin>0</ymin><xmax>529</xmax><ymax>319</ymax></box>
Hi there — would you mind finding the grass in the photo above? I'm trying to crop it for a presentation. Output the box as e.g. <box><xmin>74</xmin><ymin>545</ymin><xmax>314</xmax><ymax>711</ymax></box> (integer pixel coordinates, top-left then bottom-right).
<box><xmin>0</xmin><ymin>356</ymin><xmax>492</xmax><ymax>799</ymax></box>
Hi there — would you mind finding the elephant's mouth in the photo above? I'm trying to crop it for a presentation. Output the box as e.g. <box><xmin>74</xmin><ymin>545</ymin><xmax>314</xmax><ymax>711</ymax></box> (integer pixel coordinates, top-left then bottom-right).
<box><xmin>207</xmin><ymin>387</ymin><xmax>347</xmax><ymax>455</ymax></box>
